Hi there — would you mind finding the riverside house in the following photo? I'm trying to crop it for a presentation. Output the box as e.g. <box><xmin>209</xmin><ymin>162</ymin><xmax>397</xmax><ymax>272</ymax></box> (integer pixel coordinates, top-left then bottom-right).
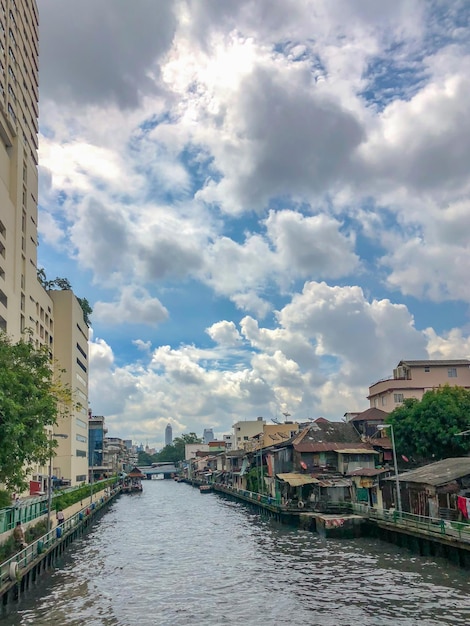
<box><xmin>383</xmin><ymin>457</ymin><xmax>470</xmax><ymax>520</ymax></box>
<box><xmin>265</xmin><ymin>420</ymin><xmax>379</xmax><ymax>508</ymax></box>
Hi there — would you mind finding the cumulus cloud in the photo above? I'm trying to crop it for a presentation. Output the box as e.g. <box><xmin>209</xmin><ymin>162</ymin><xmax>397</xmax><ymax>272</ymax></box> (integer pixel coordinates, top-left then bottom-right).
<box><xmin>36</xmin><ymin>1</ymin><xmax>470</xmax><ymax>445</ymax></box>
<box><xmin>39</xmin><ymin>0</ymin><xmax>177</xmax><ymax>108</ymax></box>
<box><xmin>277</xmin><ymin>281</ymin><xmax>427</xmax><ymax>385</ymax></box>
<box><xmin>357</xmin><ymin>65</ymin><xmax>470</xmax><ymax>199</ymax></box>
<box><xmin>197</xmin><ymin>62</ymin><xmax>365</xmax><ymax>213</ymax></box>
<box><xmin>265</xmin><ymin>210</ymin><xmax>360</xmax><ymax>281</ymax></box>
<box><xmin>206</xmin><ymin>321</ymin><xmax>242</xmax><ymax>346</ymax></box>
<box><xmin>93</xmin><ymin>287</ymin><xmax>169</xmax><ymax>326</ymax></box>
<box><xmin>425</xmin><ymin>328</ymin><xmax>470</xmax><ymax>359</ymax></box>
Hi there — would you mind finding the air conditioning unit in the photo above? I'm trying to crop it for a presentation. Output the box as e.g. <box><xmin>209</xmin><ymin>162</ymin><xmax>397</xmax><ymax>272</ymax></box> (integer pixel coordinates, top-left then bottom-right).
<box><xmin>396</xmin><ymin>366</ymin><xmax>407</xmax><ymax>379</ymax></box>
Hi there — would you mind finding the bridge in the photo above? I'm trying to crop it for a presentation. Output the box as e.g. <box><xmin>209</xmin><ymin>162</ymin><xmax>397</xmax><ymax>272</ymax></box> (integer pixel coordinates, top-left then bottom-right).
<box><xmin>138</xmin><ymin>464</ymin><xmax>178</xmax><ymax>478</ymax></box>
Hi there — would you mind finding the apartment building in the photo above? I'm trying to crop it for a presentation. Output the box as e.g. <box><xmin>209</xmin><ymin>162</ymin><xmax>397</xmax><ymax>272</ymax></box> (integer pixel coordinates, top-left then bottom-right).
<box><xmin>233</xmin><ymin>417</ymin><xmax>266</xmax><ymax>450</ymax></box>
<box><xmin>368</xmin><ymin>359</ymin><xmax>470</xmax><ymax>413</ymax></box>
<box><xmin>0</xmin><ymin>0</ymin><xmax>48</xmax><ymax>342</ymax></box>
<box><xmin>0</xmin><ymin>2</ymin><xmax>90</xmax><ymax>489</ymax></box>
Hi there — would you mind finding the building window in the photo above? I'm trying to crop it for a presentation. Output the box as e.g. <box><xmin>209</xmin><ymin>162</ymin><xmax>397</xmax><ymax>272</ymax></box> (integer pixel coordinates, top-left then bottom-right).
<box><xmin>394</xmin><ymin>393</ymin><xmax>404</xmax><ymax>403</ymax></box>
<box><xmin>0</xmin><ymin>289</ymin><xmax>6</xmax><ymax>307</ymax></box>
<box><xmin>7</xmin><ymin>102</ymin><xmax>15</xmax><ymax>122</ymax></box>
<box><xmin>381</xmin><ymin>396</ymin><xmax>387</xmax><ymax>406</ymax></box>
<box><xmin>76</xmin><ymin>474</ymin><xmax>86</xmax><ymax>482</ymax></box>
<box><xmin>424</xmin><ymin>366</ymin><xmax>430</xmax><ymax>372</ymax></box>
<box><xmin>76</xmin><ymin>418</ymin><xmax>87</xmax><ymax>429</ymax></box>
<box><xmin>76</xmin><ymin>449</ymin><xmax>86</xmax><ymax>457</ymax></box>
<box><xmin>448</xmin><ymin>368</ymin><xmax>457</xmax><ymax>378</ymax></box>
<box><xmin>76</xmin><ymin>434</ymin><xmax>87</xmax><ymax>443</ymax></box>
<box><xmin>0</xmin><ymin>315</ymin><xmax>6</xmax><ymax>331</ymax></box>
<box><xmin>76</xmin><ymin>357</ymin><xmax>87</xmax><ymax>373</ymax></box>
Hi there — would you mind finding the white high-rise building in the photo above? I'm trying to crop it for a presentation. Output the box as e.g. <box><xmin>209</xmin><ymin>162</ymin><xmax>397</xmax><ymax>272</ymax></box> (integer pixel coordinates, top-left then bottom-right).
<box><xmin>0</xmin><ymin>1</ymin><xmax>89</xmax><ymax>489</ymax></box>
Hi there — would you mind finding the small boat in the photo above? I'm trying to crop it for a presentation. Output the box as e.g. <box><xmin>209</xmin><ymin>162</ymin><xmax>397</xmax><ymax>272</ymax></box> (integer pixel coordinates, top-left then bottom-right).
<box><xmin>199</xmin><ymin>484</ymin><xmax>213</xmax><ymax>493</ymax></box>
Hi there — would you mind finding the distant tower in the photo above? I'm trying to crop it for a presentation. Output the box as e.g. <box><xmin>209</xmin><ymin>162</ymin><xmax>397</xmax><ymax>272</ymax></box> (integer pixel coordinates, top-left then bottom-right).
<box><xmin>165</xmin><ymin>424</ymin><xmax>173</xmax><ymax>446</ymax></box>
<box><xmin>203</xmin><ymin>428</ymin><xmax>215</xmax><ymax>444</ymax></box>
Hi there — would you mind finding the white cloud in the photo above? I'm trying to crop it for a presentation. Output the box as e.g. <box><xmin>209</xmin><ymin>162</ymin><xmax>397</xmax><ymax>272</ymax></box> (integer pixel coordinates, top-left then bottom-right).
<box><xmin>265</xmin><ymin>210</ymin><xmax>360</xmax><ymax>281</ymax></box>
<box><xmin>206</xmin><ymin>321</ymin><xmax>242</xmax><ymax>346</ymax></box>
<box><xmin>36</xmin><ymin>1</ymin><xmax>470</xmax><ymax>447</ymax></box>
<box><xmin>93</xmin><ymin>287</ymin><xmax>168</xmax><ymax>326</ymax></box>
<box><xmin>424</xmin><ymin>328</ymin><xmax>470</xmax><ymax>359</ymax></box>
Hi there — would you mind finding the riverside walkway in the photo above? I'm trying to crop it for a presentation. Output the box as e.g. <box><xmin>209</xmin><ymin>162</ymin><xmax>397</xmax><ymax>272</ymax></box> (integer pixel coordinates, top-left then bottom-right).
<box><xmin>0</xmin><ymin>486</ymin><xmax>119</xmax><ymax>614</ymax></box>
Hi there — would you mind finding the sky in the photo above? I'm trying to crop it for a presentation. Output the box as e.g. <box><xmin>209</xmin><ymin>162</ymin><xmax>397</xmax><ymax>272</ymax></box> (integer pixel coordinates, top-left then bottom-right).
<box><xmin>37</xmin><ymin>1</ymin><xmax>470</xmax><ymax>449</ymax></box>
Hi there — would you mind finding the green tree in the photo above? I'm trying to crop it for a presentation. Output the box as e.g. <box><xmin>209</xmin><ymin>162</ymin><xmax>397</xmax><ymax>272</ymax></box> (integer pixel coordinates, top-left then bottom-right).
<box><xmin>388</xmin><ymin>385</ymin><xmax>470</xmax><ymax>462</ymax></box>
<box><xmin>137</xmin><ymin>450</ymin><xmax>156</xmax><ymax>466</ymax></box>
<box><xmin>154</xmin><ymin>445</ymin><xmax>180</xmax><ymax>463</ymax></box>
<box><xmin>77</xmin><ymin>297</ymin><xmax>93</xmax><ymax>327</ymax></box>
<box><xmin>52</xmin><ymin>277</ymin><xmax>72</xmax><ymax>290</ymax></box>
<box><xmin>36</xmin><ymin>270</ymin><xmax>93</xmax><ymax>326</ymax></box>
<box><xmin>172</xmin><ymin>432</ymin><xmax>202</xmax><ymax>461</ymax></box>
<box><xmin>0</xmin><ymin>333</ymin><xmax>72</xmax><ymax>491</ymax></box>
<box><xmin>153</xmin><ymin>432</ymin><xmax>203</xmax><ymax>463</ymax></box>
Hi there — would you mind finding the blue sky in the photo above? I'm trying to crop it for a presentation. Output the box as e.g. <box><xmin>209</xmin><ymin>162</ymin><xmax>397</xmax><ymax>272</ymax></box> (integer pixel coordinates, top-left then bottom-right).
<box><xmin>36</xmin><ymin>0</ymin><xmax>470</xmax><ymax>448</ymax></box>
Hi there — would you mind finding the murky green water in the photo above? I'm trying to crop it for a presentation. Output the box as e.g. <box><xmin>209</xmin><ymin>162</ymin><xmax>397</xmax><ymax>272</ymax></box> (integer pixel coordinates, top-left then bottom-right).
<box><xmin>2</xmin><ymin>481</ymin><xmax>470</xmax><ymax>625</ymax></box>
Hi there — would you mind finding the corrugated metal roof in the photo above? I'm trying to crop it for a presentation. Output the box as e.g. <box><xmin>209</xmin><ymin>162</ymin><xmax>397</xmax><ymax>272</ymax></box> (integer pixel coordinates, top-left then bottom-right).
<box><xmin>334</xmin><ymin>448</ymin><xmax>379</xmax><ymax>454</ymax></box>
<box><xmin>389</xmin><ymin>457</ymin><xmax>470</xmax><ymax>486</ymax></box>
<box><xmin>277</xmin><ymin>473</ymin><xmax>320</xmax><ymax>487</ymax></box>
<box><xmin>295</xmin><ymin>442</ymin><xmax>376</xmax><ymax>453</ymax></box>
<box><xmin>350</xmin><ymin>407</ymin><xmax>388</xmax><ymax>422</ymax></box>
<box><xmin>347</xmin><ymin>468</ymin><xmax>388</xmax><ymax>477</ymax></box>
<box><xmin>399</xmin><ymin>359</ymin><xmax>470</xmax><ymax>367</ymax></box>
<box><xmin>335</xmin><ymin>448</ymin><xmax>379</xmax><ymax>454</ymax></box>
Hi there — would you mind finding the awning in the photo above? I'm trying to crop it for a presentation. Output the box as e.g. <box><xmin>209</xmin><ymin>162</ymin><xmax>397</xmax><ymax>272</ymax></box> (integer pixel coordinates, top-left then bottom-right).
<box><xmin>277</xmin><ymin>473</ymin><xmax>320</xmax><ymax>487</ymax></box>
<box><xmin>317</xmin><ymin>478</ymin><xmax>352</xmax><ymax>488</ymax></box>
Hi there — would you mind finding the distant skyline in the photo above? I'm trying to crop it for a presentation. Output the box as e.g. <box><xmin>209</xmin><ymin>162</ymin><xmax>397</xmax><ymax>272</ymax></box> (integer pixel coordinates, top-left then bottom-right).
<box><xmin>37</xmin><ymin>1</ymin><xmax>470</xmax><ymax>448</ymax></box>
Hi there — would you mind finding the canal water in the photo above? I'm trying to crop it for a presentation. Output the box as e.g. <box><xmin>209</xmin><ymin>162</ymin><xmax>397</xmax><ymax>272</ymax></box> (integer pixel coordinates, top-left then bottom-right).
<box><xmin>2</xmin><ymin>481</ymin><xmax>470</xmax><ymax>625</ymax></box>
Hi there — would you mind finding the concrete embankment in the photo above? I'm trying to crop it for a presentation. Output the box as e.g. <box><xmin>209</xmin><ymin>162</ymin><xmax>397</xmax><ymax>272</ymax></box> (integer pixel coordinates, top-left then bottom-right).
<box><xmin>0</xmin><ymin>488</ymin><xmax>119</xmax><ymax>616</ymax></box>
<box><xmin>184</xmin><ymin>480</ymin><xmax>470</xmax><ymax>566</ymax></box>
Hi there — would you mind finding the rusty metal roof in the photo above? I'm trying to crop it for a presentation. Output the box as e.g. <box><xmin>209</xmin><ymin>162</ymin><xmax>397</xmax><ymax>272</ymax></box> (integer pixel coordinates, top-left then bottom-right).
<box><xmin>349</xmin><ymin>407</ymin><xmax>388</xmax><ymax>422</ymax></box>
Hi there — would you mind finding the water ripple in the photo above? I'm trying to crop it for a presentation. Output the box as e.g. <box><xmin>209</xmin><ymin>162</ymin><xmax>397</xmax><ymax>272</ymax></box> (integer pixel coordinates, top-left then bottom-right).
<box><xmin>3</xmin><ymin>482</ymin><xmax>470</xmax><ymax>625</ymax></box>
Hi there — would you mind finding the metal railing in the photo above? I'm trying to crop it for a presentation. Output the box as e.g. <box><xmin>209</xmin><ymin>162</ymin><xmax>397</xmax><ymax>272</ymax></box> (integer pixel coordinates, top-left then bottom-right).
<box><xmin>0</xmin><ymin>493</ymin><xmax>115</xmax><ymax>589</ymax></box>
<box><xmin>206</xmin><ymin>484</ymin><xmax>470</xmax><ymax>544</ymax></box>
<box><xmin>351</xmin><ymin>502</ymin><xmax>470</xmax><ymax>543</ymax></box>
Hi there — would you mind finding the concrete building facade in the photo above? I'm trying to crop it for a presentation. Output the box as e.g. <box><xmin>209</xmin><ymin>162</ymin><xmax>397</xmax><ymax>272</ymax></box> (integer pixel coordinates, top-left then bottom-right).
<box><xmin>368</xmin><ymin>359</ymin><xmax>470</xmax><ymax>413</ymax></box>
<box><xmin>233</xmin><ymin>417</ymin><xmax>266</xmax><ymax>450</ymax></box>
<box><xmin>0</xmin><ymin>2</ymin><xmax>90</xmax><ymax>489</ymax></box>
<box><xmin>203</xmin><ymin>428</ymin><xmax>214</xmax><ymax>444</ymax></box>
